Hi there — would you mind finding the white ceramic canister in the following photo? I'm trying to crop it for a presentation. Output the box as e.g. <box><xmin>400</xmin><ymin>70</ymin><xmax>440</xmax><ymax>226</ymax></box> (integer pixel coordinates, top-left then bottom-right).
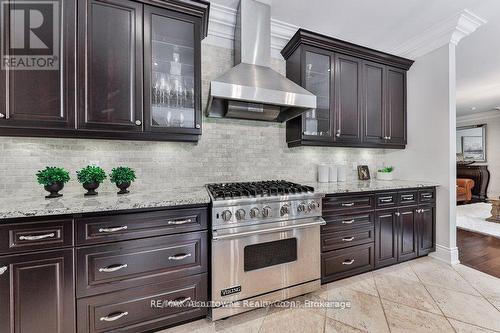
<box><xmin>337</xmin><ymin>165</ymin><xmax>347</xmax><ymax>182</ymax></box>
<box><xmin>318</xmin><ymin>164</ymin><xmax>329</xmax><ymax>183</ymax></box>
<box><xmin>329</xmin><ymin>165</ymin><xmax>338</xmax><ymax>182</ymax></box>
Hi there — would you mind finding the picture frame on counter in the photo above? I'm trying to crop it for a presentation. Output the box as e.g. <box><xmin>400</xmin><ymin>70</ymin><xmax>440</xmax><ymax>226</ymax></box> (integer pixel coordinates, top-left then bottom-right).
<box><xmin>357</xmin><ymin>165</ymin><xmax>371</xmax><ymax>180</ymax></box>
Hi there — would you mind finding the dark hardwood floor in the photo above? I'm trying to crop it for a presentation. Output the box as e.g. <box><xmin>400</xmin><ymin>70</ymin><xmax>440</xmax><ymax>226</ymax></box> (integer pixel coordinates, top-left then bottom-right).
<box><xmin>457</xmin><ymin>229</ymin><xmax>500</xmax><ymax>278</ymax></box>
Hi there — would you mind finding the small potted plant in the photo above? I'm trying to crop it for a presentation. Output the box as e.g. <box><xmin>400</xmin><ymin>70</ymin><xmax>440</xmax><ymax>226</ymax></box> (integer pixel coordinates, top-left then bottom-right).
<box><xmin>109</xmin><ymin>167</ymin><xmax>136</xmax><ymax>194</ymax></box>
<box><xmin>77</xmin><ymin>165</ymin><xmax>107</xmax><ymax>196</ymax></box>
<box><xmin>36</xmin><ymin>167</ymin><xmax>70</xmax><ymax>198</ymax></box>
<box><xmin>377</xmin><ymin>166</ymin><xmax>394</xmax><ymax>181</ymax></box>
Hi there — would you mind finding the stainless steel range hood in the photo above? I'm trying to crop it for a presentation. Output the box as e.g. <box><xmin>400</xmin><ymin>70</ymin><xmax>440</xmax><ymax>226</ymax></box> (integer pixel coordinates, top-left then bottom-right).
<box><xmin>207</xmin><ymin>0</ymin><xmax>316</xmax><ymax>122</ymax></box>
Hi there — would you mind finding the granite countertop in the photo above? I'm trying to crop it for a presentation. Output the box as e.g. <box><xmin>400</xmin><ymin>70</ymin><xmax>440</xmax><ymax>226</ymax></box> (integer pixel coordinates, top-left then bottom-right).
<box><xmin>0</xmin><ymin>186</ymin><xmax>211</xmax><ymax>220</ymax></box>
<box><xmin>307</xmin><ymin>179</ymin><xmax>440</xmax><ymax>195</ymax></box>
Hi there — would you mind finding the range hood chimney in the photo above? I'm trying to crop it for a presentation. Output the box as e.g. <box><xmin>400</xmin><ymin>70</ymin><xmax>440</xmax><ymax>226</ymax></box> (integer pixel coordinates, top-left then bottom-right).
<box><xmin>207</xmin><ymin>0</ymin><xmax>316</xmax><ymax>122</ymax></box>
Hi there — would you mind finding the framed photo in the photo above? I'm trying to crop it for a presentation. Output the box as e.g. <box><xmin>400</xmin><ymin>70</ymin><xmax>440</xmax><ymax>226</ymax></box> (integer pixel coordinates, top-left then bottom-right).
<box><xmin>462</xmin><ymin>136</ymin><xmax>485</xmax><ymax>161</ymax></box>
<box><xmin>357</xmin><ymin>165</ymin><xmax>370</xmax><ymax>180</ymax></box>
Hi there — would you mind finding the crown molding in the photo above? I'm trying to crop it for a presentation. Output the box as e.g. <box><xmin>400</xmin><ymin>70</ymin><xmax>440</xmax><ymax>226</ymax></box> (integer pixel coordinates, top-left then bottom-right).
<box><xmin>457</xmin><ymin>110</ymin><xmax>500</xmax><ymax>124</ymax></box>
<box><xmin>205</xmin><ymin>3</ymin><xmax>299</xmax><ymax>58</ymax></box>
<box><xmin>390</xmin><ymin>9</ymin><xmax>486</xmax><ymax>59</ymax></box>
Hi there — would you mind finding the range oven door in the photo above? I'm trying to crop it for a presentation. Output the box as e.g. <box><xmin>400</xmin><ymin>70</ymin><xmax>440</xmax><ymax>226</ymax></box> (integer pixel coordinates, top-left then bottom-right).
<box><xmin>211</xmin><ymin>217</ymin><xmax>324</xmax><ymax>303</ymax></box>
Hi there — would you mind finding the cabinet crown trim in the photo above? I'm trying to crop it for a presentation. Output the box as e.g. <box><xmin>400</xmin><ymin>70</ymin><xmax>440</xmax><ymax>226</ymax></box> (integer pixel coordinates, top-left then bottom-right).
<box><xmin>281</xmin><ymin>29</ymin><xmax>414</xmax><ymax>70</ymax></box>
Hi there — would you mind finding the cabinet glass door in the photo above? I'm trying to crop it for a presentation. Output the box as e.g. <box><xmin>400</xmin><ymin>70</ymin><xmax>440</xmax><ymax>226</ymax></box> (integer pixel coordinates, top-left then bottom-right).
<box><xmin>302</xmin><ymin>50</ymin><xmax>333</xmax><ymax>140</ymax></box>
<box><xmin>145</xmin><ymin>6</ymin><xmax>200</xmax><ymax>133</ymax></box>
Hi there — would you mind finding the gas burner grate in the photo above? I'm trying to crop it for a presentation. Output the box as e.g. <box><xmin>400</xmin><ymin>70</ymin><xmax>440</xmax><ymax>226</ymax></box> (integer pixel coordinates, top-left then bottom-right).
<box><xmin>206</xmin><ymin>180</ymin><xmax>314</xmax><ymax>200</ymax></box>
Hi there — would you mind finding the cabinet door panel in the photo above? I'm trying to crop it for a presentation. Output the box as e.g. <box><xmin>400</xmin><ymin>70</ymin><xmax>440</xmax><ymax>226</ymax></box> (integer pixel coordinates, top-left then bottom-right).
<box><xmin>334</xmin><ymin>54</ymin><xmax>361</xmax><ymax>143</ymax></box>
<box><xmin>144</xmin><ymin>5</ymin><xmax>202</xmax><ymax>134</ymax></box>
<box><xmin>386</xmin><ymin>67</ymin><xmax>406</xmax><ymax>145</ymax></box>
<box><xmin>0</xmin><ymin>249</ymin><xmax>75</xmax><ymax>333</ymax></box>
<box><xmin>78</xmin><ymin>0</ymin><xmax>143</xmax><ymax>131</ymax></box>
<box><xmin>300</xmin><ymin>47</ymin><xmax>334</xmax><ymax>141</ymax></box>
<box><xmin>418</xmin><ymin>205</ymin><xmax>436</xmax><ymax>256</ymax></box>
<box><xmin>375</xmin><ymin>210</ymin><xmax>398</xmax><ymax>268</ymax></box>
<box><xmin>362</xmin><ymin>61</ymin><xmax>385</xmax><ymax>144</ymax></box>
<box><xmin>0</xmin><ymin>0</ymin><xmax>75</xmax><ymax>129</ymax></box>
<box><xmin>398</xmin><ymin>208</ymin><xmax>417</xmax><ymax>261</ymax></box>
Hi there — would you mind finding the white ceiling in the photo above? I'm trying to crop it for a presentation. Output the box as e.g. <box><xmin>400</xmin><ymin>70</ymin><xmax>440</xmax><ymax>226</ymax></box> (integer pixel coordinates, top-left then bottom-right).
<box><xmin>210</xmin><ymin>0</ymin><xmax>500</xmax><ymax>117</ymax></box>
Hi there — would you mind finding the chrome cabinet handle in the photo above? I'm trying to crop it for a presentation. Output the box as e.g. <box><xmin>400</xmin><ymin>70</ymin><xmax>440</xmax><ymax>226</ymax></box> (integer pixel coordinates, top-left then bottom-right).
<box><xmin>0</xmin><ymin>266</ymin><xmax>7</xmax><ymax>275</ymax></box>
<box><xmin>0</xmin><ymin>113</ymin><xmax>5</xmax><ymax>119</ymax></box>
<box><xmin>19</xmin><ymin>233</ymin><xmax>55</xmax><ymax>241</ymax></box>
<box><xmin>168</xmin><ymin>297</ymin><xmax>192</xmax><ymax>307</ymax></box>
<box><xmin>342</xmin><ymin>237</ymin><xmax>355</xmax><ymax>242</ymax></box>
<box><xmin>341</xmin><ymin>219</ymin><xmax>355</xmax><ymax>224</ymax></box>
<box><xmin>99</xmin><ymin>264</ymin><xmax>128</xmax><ymax>273</ymax></box>
<box><xmin>380</xmin><ymin>198</ymin><xmax>393</xmax><ymax>203</ymax></box>
<box><xmin>99</xmin><ymin>226</ymin><xmax>128</xmax><ymax>233</ymax></box>
<box><xmin>195</xmin><ymin>124</ymin><xmax>201</xmax><ymax>129</ymax></box>
<box><xmin>100</xmin><ymin>311</ymin><xmax>129</xmax><ymax>322</ymax></box>
<box><xmin>401</xmin><ymin>195</ymin><xmax>414</xmax><ymax>200</ymax></box>
<box><xmin>135</xmin><ymin>120</ymin><xmax>142</xmax><ymax>126</ymax></box>
<box><xmin>342</xmin><ymin>259</ymin><xmax>355</xmax><ymax>265</ymax></box>
<box><xmin>168</xmin><ymin>253</ymin><xmax>192</xmax><ymax>261</ymax></box>
<box><xmin>395</xmin><ymin>212</ymin><xmax>401</xmax><ymax>216</ymax></box>
<box><xmin>422</xmin><ymin>194</ymin><xmax>433</xmax><ymax>199</ymax></box>
<box><xmin>341</xmin><ymin>202</ymin><xmax>355</xmax><ymax>207</ymax></box>
<box><xmin>167</xmin><ymin>219</ymin><xmax>192</xmax><ymax>225</ymax></box>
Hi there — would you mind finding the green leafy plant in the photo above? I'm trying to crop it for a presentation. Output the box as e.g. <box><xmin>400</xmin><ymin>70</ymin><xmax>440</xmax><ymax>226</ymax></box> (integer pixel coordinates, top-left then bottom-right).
<box><xmin>378</xmin><ymin>166</ymin><xmax>394</xmax><ymax>173</ymax></box>
<box><xmin>76</xmin><ymin>165</ymin><xmax>107</xmax><ymax>185</ymax></box>
<box><xmin>36</xmin><ymin>167</ymin><xmax>70</xmax><ymax>186</ymax></box>
<box><xmin>109</xmin><ymin>167</ymin><xmax>136</xmax><ymax>185</ymax></box>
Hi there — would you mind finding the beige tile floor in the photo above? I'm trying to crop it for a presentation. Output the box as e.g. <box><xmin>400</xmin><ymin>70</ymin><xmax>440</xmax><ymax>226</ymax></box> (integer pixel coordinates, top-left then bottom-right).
<box><xmin>158</xmin><ymin>257</ymin><xmax>500</xmax><ymax>333</ymax></box>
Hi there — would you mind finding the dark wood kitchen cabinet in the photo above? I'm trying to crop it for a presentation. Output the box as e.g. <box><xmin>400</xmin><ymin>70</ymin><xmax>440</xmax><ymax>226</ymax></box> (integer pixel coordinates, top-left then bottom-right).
<box><xmin>282</xmin><ymin>29</ymin><xmax>413</xmax><ymax>149</ymax></box>
<box><xmin>417</xmin><ymin>204</ymin><xmax>436</xmax><ymax>256</ymax></box>
<box><xmin>374</xmin><ymin>209</ymin><xmax>398</xmax><ymax>268</ymax></box>
<box><xmin>0</xmin><ymin>0</ymin><xmax>76</xmax><ymax>130</ymax></box>
<box><xmin>0</xmin><ymin>0</ymin><xmax>209</xmax><ymax>142</ymax></box>
<box><xmin>0</xmin><ymin>249</ymin><xmax>75</xmax><ymax>333</ymax></box>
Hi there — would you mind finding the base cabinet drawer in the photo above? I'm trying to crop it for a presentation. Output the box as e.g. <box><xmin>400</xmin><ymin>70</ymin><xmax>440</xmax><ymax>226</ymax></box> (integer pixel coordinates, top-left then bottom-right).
<box><xmin>321</xmin><ymin>243</ymin><xmax>374</xmax><ymax>283</ymax></box>
<box><xmin>322</xmin><ymin>212</ymin><xmax>374</xmax><ymax>232</ymax></box>
<box><xmin>321</xmin><ymin>227</ymin><xmax>374</xmax><ymax>251</ymax></box>
<box><xmin>323</xmin><ymin>195</ymin><xmax>374</xmax><ymax>213</ymax></box>
<box><xmin>77</xmin><ymin>273</ymin><xmax>207</xmax><ymax>333</ymax></box>
<box><xmin>77</xmin><ymin>232</ymin><xmax>207</xmax><ymax>297</ymax></box>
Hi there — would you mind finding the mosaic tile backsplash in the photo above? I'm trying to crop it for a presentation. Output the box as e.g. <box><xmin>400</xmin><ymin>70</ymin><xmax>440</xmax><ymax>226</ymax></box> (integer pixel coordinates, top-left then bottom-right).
<box><xmin>0</xmin><ymin>44</ymin><xmax>388</xmax><ymax>198</ymax></box>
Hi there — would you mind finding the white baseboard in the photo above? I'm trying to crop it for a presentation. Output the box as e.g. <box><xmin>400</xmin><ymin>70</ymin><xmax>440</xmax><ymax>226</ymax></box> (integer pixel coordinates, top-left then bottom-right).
<box><xmin>429</xmin><ymin>244</ymin><xmax>460</xmax><ymax>265</ymax></box>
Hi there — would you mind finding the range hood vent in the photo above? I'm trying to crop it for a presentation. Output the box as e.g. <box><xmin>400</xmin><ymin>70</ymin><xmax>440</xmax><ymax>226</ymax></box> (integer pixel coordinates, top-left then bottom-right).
<box><xmin>207</xmin><ymin>0</ymin><xmax>316</xmax><ymax>122</ymax></box>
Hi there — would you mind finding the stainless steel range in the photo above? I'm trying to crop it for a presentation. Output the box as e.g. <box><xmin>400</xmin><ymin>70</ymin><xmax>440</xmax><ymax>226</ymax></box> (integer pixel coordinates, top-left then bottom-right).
<box><xmin>206</xmin><ymin>180</ymin><xmax>325</xmax><ymax>320</ymax></box>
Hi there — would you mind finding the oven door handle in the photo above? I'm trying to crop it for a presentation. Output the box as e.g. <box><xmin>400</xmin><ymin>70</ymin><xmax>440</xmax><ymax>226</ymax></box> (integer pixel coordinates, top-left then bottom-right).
<box><xmin>212</xmin><ymin>219</ymin><xmax>326</xmax><ymax>241</ymax></box>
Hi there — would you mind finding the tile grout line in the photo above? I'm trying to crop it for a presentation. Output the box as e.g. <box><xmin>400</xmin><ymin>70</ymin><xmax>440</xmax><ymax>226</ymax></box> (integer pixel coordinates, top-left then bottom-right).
<box><xmin>372</xmin><ymin>271</ymin><xmax>393</xmax><ymax>333</ymax></box>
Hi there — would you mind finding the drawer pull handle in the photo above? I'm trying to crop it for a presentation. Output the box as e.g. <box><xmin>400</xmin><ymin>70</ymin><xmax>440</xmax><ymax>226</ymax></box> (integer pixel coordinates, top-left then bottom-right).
<box><xmin>167</xmin><ymin>219</ymin><xmax>192</xmax><ymax>225</ymax></box>
<box><xmin>341</xmin><ymin>202</ymin><xmax>355</xmax><ymax>207</ymax></box>
<box><xmin>380</xmin><ymin>198</ymin><xmax>393</xmax><ymax>203</ymax></box>
<box><xmin>342</xmin><ymin>237</ymin><xmax>355</xmax><ymax>242</ymax></box>
<box><xmin>168</xmin><ymin>296</ymin><xmax>192</xmax><ymax>307</ymax></box>
<box><xmin>168</xmin><ymin>253</ymin><xmax>192</xmax><ymax>261</ymax></box>
<box><xmin>99</xmin><ymin>264</ymin><xmax>128</xmax><ymax>273</ymax></box>
<box><xmin>18</xmin><ymin>233</ymin><xmax>55</xmax><ymax>241</ymax></box>
<box><xmin>98</xmin><ymin>226</ymin><xmax>128</xmax><ymax>233</ymax></box>
<box><xmin>0</xmin><ymin>266</ymin><xmax>7</xmax><ymax>275</ymax></box>
<box><xmin>422</xmin><ymin>194</ymin><xmax>433</xmax><ymax>199</ymax></box>
<box><xmin>342</xmin><ymin>219</ymin><xmax>355</xmax><ymax>224</ymax></box>
<box><xmin>402</xmin><ymin>195</ymin><xmax>414</xmax><ymax>200</ymax></box>
<box><xmin>342</xmin><ymin>259</ymin><xmax>355</xmax><ymax>265</ymax></box>
<box><xmin>100</xmin><ymin>311</ymin><xmax>129</xmax><ymax>322</ymax></box>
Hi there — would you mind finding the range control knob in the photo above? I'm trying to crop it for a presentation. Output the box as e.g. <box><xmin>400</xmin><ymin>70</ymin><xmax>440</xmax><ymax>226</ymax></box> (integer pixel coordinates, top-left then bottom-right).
<box><xmin>250</xmin><ymin>207</ymin><xmax>260</xmax><ymax>218</ymax></box>
<box><xmin>309</xmin><ymin>201</ymin><xmax>319</xmax><ymax>211</ymax></box>
<box><xmin>235</xmin><ymin>209</ymin><xmax>246</xmax><ymax>220</ymax></box>
<box><xmin>280</xmin><ymin>204</ymin><xmax>290</xmax><ymax>217</ymax></box>
<box><xmin>297</xmin><ymin>202</ymin><xmax>308</xmax><ymax>213</ymax></box>
<box><xmin>221</xmin><ymin>210</ymin><xmax>232</xmax><ymax>222</ymax></box>
<box><xmin>262</xmin><ymin>206</ymin><xmax>272</xmax><ymax>218</ymax></box>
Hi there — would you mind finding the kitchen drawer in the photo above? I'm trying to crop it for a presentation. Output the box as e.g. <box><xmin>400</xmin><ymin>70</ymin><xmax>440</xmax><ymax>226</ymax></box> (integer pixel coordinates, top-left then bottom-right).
<box><xmin>375</xmin><ymin>192</ymin><xmax>397</xmax><ymax>209</ymax></box>
<box><xmin>76</xmin><ymin>206</ymin><xmax>208</xmax><ymax>245</ymax></box>
<box><xmin>398</xmin><ymin>191</ymin><xmax>418</xmax><ymax>206</ymax></box>
<box><xmin>321</xmin><ymin>227</ymin><xmax>374</xmax><ymax>252</ymax></box>
<box><xmin>323</xmin><ymin>194</ymin><xmax>374</xmax><ymax>213</ymax></box>
<box><xmin>418</xmin><ymin>188</ymin><xmax>436</xmax><ymax>204</ymax></box>
<box><xmin>321</xmin><ymin>243</ymin><xmax>374</xmax><ymax>283</ymax></box>
<box><xmin>322</xmin><ymin>212</ymin><xmax>374</xmax><ymax>232</ymax></box>
<box><xmin>0</xmin><ymin>218</ymin><xmax>73</xmax><ymax>254</ymax></box>
<box><xmin>77</xmin><ymin>273</ymin><xmax>207</xmax><ymax>333</ymax></box>
<box><xmin>76</xmin><ymin>231</ymin><xmax>207</xmax><ymax>297</ymax></box>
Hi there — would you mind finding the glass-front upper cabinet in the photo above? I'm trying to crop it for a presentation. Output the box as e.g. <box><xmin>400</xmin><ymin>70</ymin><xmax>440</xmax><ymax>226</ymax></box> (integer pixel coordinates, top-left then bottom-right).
<box><xmin>302</xmin><ymin>49</ymin><xmax>333</xmax><ymax>141</ymax></box>
<box><xmin>144</xmin><ymin>5</ymin><xmax>202</xmax><ymax>134</ymax></box>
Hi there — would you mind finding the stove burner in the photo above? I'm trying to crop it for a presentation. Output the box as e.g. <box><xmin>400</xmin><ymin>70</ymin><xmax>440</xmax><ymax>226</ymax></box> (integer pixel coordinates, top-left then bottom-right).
<box><xmin>206</xmin><ymin>180</ymin><xmax>314</xmax><ymax>200</ymax></box>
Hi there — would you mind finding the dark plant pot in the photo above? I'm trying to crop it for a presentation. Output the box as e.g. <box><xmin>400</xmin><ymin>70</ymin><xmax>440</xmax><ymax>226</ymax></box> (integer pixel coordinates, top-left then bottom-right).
<box><xmin>116</xmin><ymin>182</ymin><xmax>131</xmax><ymax>195</ymax></box>
<box><xmin>83</xmin><ymin>181</ymin><xmax>100</xmax><ymax>196</ymax></box>
<box><xmin>44</xmin><ymin>182</ymin><xmax>64</xmax><ymax>199</ymax></box>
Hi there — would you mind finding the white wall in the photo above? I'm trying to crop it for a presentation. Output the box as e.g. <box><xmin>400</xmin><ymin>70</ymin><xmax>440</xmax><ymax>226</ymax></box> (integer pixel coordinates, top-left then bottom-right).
<box><xmin>385</xmin><ymin>44</ymin><xmax>458</xmax><ymax>264</ymax></box>
<box><xmin>457</xmin><ymin>112</ymin><xmax>500</xmax><ymax>198</ymax></box>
